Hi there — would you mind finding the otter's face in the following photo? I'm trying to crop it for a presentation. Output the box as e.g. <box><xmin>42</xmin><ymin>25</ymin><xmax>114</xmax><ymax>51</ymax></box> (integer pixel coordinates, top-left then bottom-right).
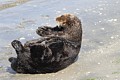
<box><xmin>56</xmin><ymin>14</ymin><xmax>72</xmax><ymax>26</ymax></box>
<box><xmin>56</xmin><ymin>14</ymin><xmax>81</xmax><ymax>28</ymax></box>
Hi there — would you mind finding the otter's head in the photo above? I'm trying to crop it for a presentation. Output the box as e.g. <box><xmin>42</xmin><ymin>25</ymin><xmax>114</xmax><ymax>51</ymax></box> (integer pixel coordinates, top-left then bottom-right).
<box><xmin>56</xmin><ymin>14</ymin><xmax>81</xmax><ymax>28</ymax></box>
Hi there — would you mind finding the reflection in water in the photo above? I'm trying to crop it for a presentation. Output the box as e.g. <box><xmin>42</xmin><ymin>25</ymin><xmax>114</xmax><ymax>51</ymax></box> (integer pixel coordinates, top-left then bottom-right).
<box><xmin>0</xmin><ymin>0</ymin><xmax>120</xmax><ymax>80</ymax></box>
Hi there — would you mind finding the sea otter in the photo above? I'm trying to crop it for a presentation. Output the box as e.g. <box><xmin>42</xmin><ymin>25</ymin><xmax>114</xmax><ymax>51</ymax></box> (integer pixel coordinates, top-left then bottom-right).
<box><xmin>9</xmin><ymin>14</ymin><xmax>82</xmax><ymax>74</ymax></box>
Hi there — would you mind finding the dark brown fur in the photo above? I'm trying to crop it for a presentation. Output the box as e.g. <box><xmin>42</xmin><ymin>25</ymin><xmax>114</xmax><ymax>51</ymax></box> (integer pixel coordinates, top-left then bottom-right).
<box><xmin>36</xmin><ymin>14</ymin><xmax>82</xmax><ymax>43</ymax></box>
<box><xmin>9</xmin><ymin>14</ymin><xmax>82</xmax><ymax>74</ymax></box>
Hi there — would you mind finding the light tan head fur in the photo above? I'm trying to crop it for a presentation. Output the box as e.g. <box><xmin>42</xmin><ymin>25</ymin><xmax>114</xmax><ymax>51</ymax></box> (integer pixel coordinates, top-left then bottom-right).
<box><xmin>56</xmin><ymin>14</ymin><xmax>81</xmax><ymax>27</ymax></box>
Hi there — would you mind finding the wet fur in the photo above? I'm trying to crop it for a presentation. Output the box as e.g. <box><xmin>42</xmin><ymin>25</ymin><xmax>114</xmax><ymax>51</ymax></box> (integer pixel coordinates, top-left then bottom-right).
<box><xmin>9</xmin><ymin>14</ymin><xmax>82</xmax><ymax>74</ymax></box>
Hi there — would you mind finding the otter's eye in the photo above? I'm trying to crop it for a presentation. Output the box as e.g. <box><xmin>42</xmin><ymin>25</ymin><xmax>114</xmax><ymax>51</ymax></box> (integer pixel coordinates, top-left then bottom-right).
<box><xmin>63</xmin><ymin>22</ymin><xmax>66</xmax><ymax>25</ymax></box>
<box><xmin>61</xmin><ymin>15</ymin><xmax>65</xmax><ymax>20</ymax></box>
<box><xmin>61</xmin><ymin>15</ymin><xmax>64</xmax><ymax>17</ymax></box>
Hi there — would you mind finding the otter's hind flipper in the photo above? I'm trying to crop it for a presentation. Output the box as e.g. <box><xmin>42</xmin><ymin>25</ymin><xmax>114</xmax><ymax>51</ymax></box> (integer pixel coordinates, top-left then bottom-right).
<box><xmin>11</xmin><ymin>40</ymin><xmax>24</xmax><ymax>53</ymax></box>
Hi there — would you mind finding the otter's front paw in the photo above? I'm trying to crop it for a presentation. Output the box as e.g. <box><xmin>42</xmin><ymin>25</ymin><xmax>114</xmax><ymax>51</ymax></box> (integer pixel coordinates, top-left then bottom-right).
<box><xmin>36</xmin><ymin>26</ymin><xmax>52</xmax><ymax>37</ymax></box>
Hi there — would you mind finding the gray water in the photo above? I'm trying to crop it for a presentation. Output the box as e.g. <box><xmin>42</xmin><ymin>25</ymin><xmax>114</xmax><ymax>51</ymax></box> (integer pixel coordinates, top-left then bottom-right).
<box><xmin>0</xmin><ymin>0</ymin><xmax>120</xmax><ymax>80</ymax></box>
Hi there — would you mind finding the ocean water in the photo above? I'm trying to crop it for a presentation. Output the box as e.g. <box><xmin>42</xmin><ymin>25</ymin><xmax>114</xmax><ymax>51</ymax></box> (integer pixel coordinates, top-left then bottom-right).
<box><xmin>0</xmin><ymin>0</ymin><xmax>120</xmax><ymax>80</ymax></box>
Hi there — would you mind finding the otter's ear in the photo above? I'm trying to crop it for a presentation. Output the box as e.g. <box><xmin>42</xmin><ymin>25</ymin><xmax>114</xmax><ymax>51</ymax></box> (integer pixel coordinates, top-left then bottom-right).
<box><xmin>11</xmin><ymin>40</ymin><xmax>24</xmax><ymax>53</ymax></box>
